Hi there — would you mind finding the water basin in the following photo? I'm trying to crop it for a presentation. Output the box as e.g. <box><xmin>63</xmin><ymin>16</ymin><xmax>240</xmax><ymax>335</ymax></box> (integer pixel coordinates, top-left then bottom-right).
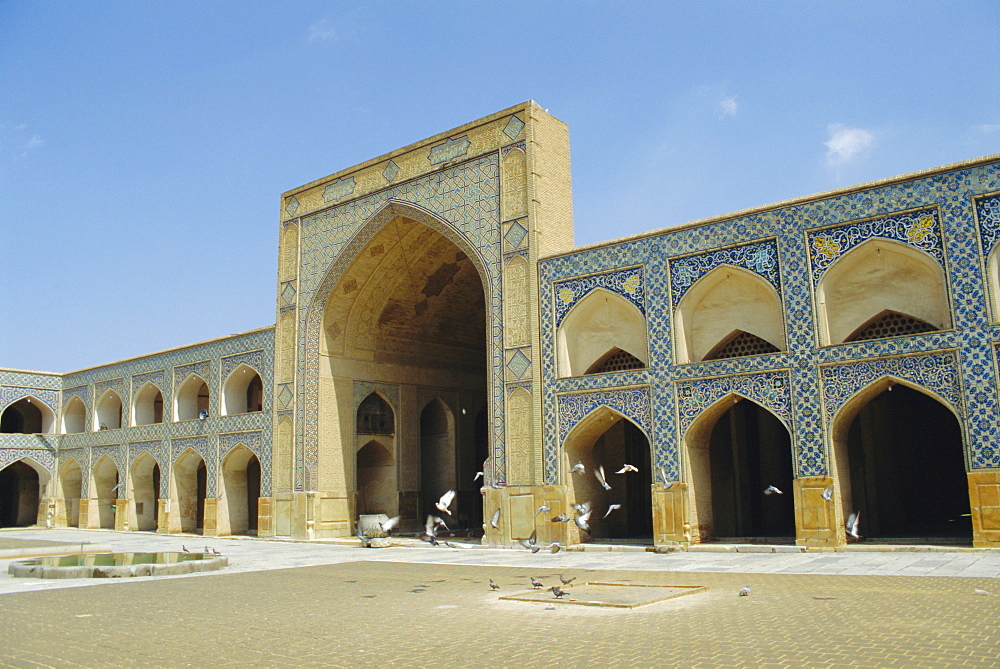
<box><xmin>8</xmin><ymin>552</ymin><xmax>228</xmax><ymax>579</ymax></box>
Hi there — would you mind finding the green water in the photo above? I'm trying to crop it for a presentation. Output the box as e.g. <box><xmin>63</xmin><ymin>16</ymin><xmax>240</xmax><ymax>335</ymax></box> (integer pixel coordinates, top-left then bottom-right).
<box><xmin>22</xmin><ymin>552</ymin><xmax>208</xmax><ymax>567</ymax></box>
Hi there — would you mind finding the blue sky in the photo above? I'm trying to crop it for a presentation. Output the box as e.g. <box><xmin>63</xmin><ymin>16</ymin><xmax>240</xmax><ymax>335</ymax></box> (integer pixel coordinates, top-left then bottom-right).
<box><xmin>2</xmin><ymin>1</ymin><xmax>998</xmax><ymax>372</ymax></box>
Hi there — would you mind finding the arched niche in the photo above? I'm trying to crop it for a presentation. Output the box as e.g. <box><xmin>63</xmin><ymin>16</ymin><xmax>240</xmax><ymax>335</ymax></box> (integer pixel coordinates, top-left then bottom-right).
<box><xmin>829</xmin><ymin>378</ymin><xmax>969</xmax><ymax>540</ymax></box>
<box><xmin>94</xmin><ymin>389</ymin><xmax>123</xmax><ymax>431</ymax></box>
<box><xmin>131</xmin><ymin>382</ymin><xmax>164</xmax><ymax>426</ymax></box>
<box><xmin>420</xmin><ymin>398</ymin><xmax>456</xmax><ymax>519</ymax></box>
<box><xmin>175</xmin><ymin>374</ymin><xmax>210</xmax><ymax>421</ymax></box>
<box><xmin>357</xmin><ymin>392</ymin><xmax>395</xmax><ymax>435</ymax></box>
<box><xmin>816</xmin><ymin>238</ymin><xmax>949</xmax><ymax>346</ymax></box>
<box><xmin>675</xmin><ymin>265</ymin><xmax>785</xmax><ymax>364</ymax></box>
<box><xmin>0</xmin><ymin>458</ymin><xmax>48</xmax><ymax>527</ymax></box>
<box><xmin>682</xmin><ymin>394</ymin><xmax>794</xmax><ymax>542</ymax></box>
<box><xmin>129</xmin><ymin>452</ymin><xmax>160</xmax><ymax>531</ymax></box>
<box><xmin>558</xmin><ymin>288</ymin><xmax>648</xmax><ymax>378</ymax></box>
<box><xmin>92</xmin><ymin>455</ymin><xmax>120</xmax><ymax>530</ymax></box>
<box><xmin>218</xmin><ymin>445</ymin><xmax>260</xmax><ymax>536</ymax></box>
<box><xmin>222</xmin><ymin>364</ymin><xmax>263</xmax><ymax>416</ymax></box>
<box><xmin>356</xmin><ymin>439</ymin><xmax>396</xmax><ymax>517</ymax></box>
<box><xmin>1</xmin><ymin>397</ymin><xmax>56</xmax><ymax>434</ymax></box>
<box><xmin>562</xmin><ymin>406</ymin><xmax>653</xmax><ymax>542</ymax></box>
<box><xmin>62</xmin><ymin>395</ymin><xmax>86</xmax><ymax>434</ymax></box>
<box><xmin>171</xmin><ymin>449</ymin><xmax>207</xmax><ymax>533</ymax></box>
<box><xmin>58</xmin><ymin>457</ymin><xmax>82</xmax><ymax>527</ymax></box>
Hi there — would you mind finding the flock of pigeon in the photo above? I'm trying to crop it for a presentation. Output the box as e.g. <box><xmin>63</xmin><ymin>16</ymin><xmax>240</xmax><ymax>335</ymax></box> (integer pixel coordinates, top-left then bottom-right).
<box><xmin>489</xmin><ymin>573</ymin><xmax>577</xmax><ymax>599</ymax></box>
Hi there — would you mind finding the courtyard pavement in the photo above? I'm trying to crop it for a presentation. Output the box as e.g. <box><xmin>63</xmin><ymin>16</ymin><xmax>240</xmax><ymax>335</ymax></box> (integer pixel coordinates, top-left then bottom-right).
<box><xmin>0</xmin><ymin>528</ymin><xmax>998</xmax><ymax>667</ymax></box>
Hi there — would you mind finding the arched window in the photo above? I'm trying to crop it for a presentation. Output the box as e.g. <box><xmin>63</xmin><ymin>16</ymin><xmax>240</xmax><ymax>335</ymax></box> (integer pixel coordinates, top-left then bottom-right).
<box><xmin>222</xmin><ymin>365</ymin><xmax>263</xmax><ymax>415</ymax></box>
<box><xmin>584</xmin><ymin>347</ymin><xmax>647</xmax><ymax>374</ymax></box>
<box><xmin>1</xmin><ymin>397</ymin><xmax>55</xmax><ymax>434</ymax></box>
<box><xmin>175</xmin><ymin>375</ymin><xmax>209</xmax><ymax>421</ymax></box>
<box><xmin>132</xmin><ymin>382</ymin><xmax>164</xmax><ymax>426</ymax></box>
<box><xmin>357</xmin><ymin>393</ymin><xmax>394</xmax><ymax>435</ymax></box>
<box><xmin>844</xmin><ymin>310</ymin><xmax>937</xmax><ymax>342</ymax></box>
<box><xmin>62</xmin><ymin>395</ymin><xmax>86</xmax><ymax>434</ymax></box>
<box><xmin>558</xmin><ymin>288</ymin><xmax>648</xmax><ymax>377</ymax></box>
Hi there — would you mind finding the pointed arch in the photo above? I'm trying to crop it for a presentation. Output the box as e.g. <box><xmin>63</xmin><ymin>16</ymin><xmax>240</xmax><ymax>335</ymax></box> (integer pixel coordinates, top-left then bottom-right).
<box><xmin>170</xmin><ymin>448</ymin><xmax>207</xmax><ymax>533</ymax></box>
<box><xmin>131</xmin><ymin>382</ymin><xmax>164</xmax><ymax>426</ymax></box>
<box><xmin>830</xmin><ymin>378</ymin><xmax>969</xmax><ymax>540</ymax></box>
<box><xmin>129</xmin><ymin>451</ymin><xmax>160</xmax><ymax>531</ymax></box>
<box><xmin>558</xmin><ymin>288</ymin><xmax>649</xmax><ymax>377</ymax></box>
<box><xmin>62</xmin><ymin>395</ymin><xmax>87</xmax><ymax>434</ymax></box>
<box><xmin>675</xmin><ymin>264</ymin><xmax>785</xmax><ymax>364</ymax></box>
<box><xmin>356</xmin><ymin>392</ymin><xmax>395</xmax><ymax>435</ymax></box>
<box><xmin>683</xmin><ymin>393</ymin><xmax>794</xmax><ymax>542</ymax></box>
<box><xmin>420</xmin><ymin>397</ymin><xmax>456</xmax><ymax>519</ymax></box>
<box><xmin>222</xmin><ymin>364</ymin><xmax>263</xmax><ymax>416</ymax></box>
<box><xmin>1</xmin><ymin>396</ymin><xmax>56</xmax><ymax>434</ymax></box>
<box><xmin>356</xmin><ymin>438</ymin><xmax>396</xmax><ymax>518</ymax></box>
<box><xmin>175</xmin><ymin>373</ymin><xmax>210</xmax><ymax>421</ymax></box>
<box><xmin>218</xmin><ymin>444</ymin><xmax>261</xmax><ymax>536</ymax></box>
<box><xmin>816</xmin><ymin>237</ymin><xmax>949</xmax><ymax>345</ymax></box>
<box><xmin>57</xmin><ymin>456</ymin><xmax>82</xmax><ymax>527</ymax></box>
<box><xmin>0</xmin><ymin>458</ymin><xmax>48</xmax><ymax>527</ymax></box>
<box><xmin>91</xmin><ymin>454</ymin><xmax>120</xmax><ymax>529</ymax></box>
<box><xmin>94</xmin><ymin>389</ymin><xmax>123</xmax><ymax>431</ymax></box>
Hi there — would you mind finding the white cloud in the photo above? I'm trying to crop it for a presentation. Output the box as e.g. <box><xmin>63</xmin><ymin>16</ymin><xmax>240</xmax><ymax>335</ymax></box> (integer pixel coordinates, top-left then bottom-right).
<box><xmin>975</xmin><ymin>124</ymin><xmax>1000</xmax><ymax>134</ymax></box>
<box><xmin>26</xmin><ymin>135</ymin><xmax>43</xmax><ymax>150</ymax></box>
<box><xmin>307</xmin><ymin>19</ymin><xmax>336</xmax><ymax>43</ymax></box>
<box><xmin>718</xmin><ymin>95</ymin><xmax>738</xmax><ymax>118</ymax></box>
<box><xmin>824</xmin><ymin>124</ymin><xmax>875</xmax><ymax>166</ymax></box>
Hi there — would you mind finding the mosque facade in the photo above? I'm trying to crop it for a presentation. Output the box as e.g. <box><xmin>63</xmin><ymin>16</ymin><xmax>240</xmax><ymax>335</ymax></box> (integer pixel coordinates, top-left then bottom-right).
<box><xmin>3</xmin><ymin>101</ymin><xmax>1000</xmax><ymax>549</ymax></box>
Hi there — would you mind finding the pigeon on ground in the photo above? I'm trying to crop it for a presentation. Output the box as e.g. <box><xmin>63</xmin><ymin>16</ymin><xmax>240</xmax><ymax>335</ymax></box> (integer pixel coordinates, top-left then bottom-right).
<box><xmin>443</xmin><ymin>541</ymin><xmax>463</xmax><ymax>549</ymax></box>
<box><xmin>534</xmin><ymin>505</ymin><xmax>551</xmax><ymax>517</ymax></box>
<box><xmin>846</xmin><ymin>511</ymin><xmax>862</xmax><ymax>540</ymax></box>
<box><xmin>551</xmin><ymin>513</ymin><xmax>570</xmax><ymax>523</ymax></box>
<box><xmin>548</xmin><ymin>542</ymin><xmax>563</xmax><ymax>553</ymax></box>
<box><xmin>738</xmin><ymin>585</ymin><xmax>751</xmax><ymax>597</ymax></box>
<box><xmin>205</xmin><ymin>545</ymin><xmax>211</xmax><ymax>554</ymax></box>
<box><xmin>569</xmin><ymin>462</ymin><xmax>585</xmax><ymax>475</ymax></box>
<box><xmin>211</xmin><ymin>548</ymin><xmax>220</xmax><ymax>555</ymax></box>
<box><xmin>974</xmin><ymin>589</ymin><xmax>991</xmax><ymax>596</ymax></box>
<box><xmin>821</xmin><ymin>487</ymin><xmax>833</xmax><ymax>502</ymax></box>
<box><xmin>182</xmin><ymin>545</ymin><xmax>189</xmax><ymax>553</ymax></box>
<box><xmin>603</xmin><ymin>504</ymin><xmax>621</xmax><ymax>519</ymax></box>
<box><xmin>615</xmin><ymin>464</ymin><xmax>639</xmax><ymax>474</ymax></box>
<box><xmin>764</xmin><ymin>485</ymin><xmax>783</xmax><ymax>495</ymax></box>
<box><xmin>531</xmin><ymin>577</ymin><xmax>544</xmax><ymax>589</ymax></box>
<box><xmin>595</xmin><ymin>465</ymin><xmax>612</xmax><ymax>491</ymax></box>
<box><xmin>490</xmin><ymin>508</ymin><xmax>501</xmax><ymax>530</ymax></box>
<box><xmin>558</xmin><ymin>574</ymin><xmax>576</xmax><ymax>585</ymax></box>
<box><xmin>550</xmin><ymin>586</ymin><xmax>569</xmax><ymax>598</ymax></box>
<box><xmin>490</xmin><ymin>579</ymin><xmax>500</xmax><ymax>591</ymax></box>
<box><xmin>435</xmin><ymin>490</ymin><xmax>457</xmax><ymax>516</ymax></box>
<box><xmin>357</xmin><ymin>530</ymin><xmax>371</xmax><ymax>548</ymax></box>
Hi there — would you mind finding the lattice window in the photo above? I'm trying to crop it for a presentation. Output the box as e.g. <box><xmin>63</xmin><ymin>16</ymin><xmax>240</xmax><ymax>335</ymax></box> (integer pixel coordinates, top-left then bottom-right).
<box><xmin>357</xmin><ymin>393</ymin><xmax>394</xmax><ymax>435</ymax></box>
<box><xmin>704</xmin><ymin>331</ymin><xmax>780</xmax><ymax>361</ymax></box>
<box><xmin>846</xmin><ymin>310</ymin><xmax>937</xmax><ymax>342</ymax></box>
<box><xmin>585</xmin><ymin>348</ymin><xmax>646</xmax><ymax>374</ymax></box>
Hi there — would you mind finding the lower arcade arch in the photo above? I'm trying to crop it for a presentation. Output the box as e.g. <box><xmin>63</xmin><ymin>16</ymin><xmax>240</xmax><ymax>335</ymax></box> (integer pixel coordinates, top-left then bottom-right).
<box><xmin>831</xmin><ymin>382</ymin><xmax>971</xmax><ymax>541</ymax></box>
<box><xmin>58</xmin><ymin>458</ymin><xmax>83</xmax><ymax>527</ymax></box>
<box><xmin>684</xmin><ymin>396</ymin><xmax>795</xmax><ymax>542</ymax></box>
<box><xmin>171</xmin><ymin>450</ymin><xmax>207</xmax><ymax>533</ymax></box>
<box><xmin>356</xmin><ymin>439</ymin><xmax>396</xmax><ymax>517</ymax></box>
<box><xmin>218</xmin><ymin>446</ymin><xmax>261</xmax><ymax>536</ymax></box>
<box><xmin>563</xmin><ymin>407</ymin><xmax>653</xmax><ymax>542</ymax></box>
<box><xmin>0</xmin><ymin>459</ymin><xmax>47</xmax><ymax>527</ymax></box>
<box><xmin>129</xmin><ymin>453</ymin><xmax>161</xmax><ymax>532</ymax></box>
<box><xmin>92</xmin><ymin>456</ymin><xmax>120</xmax><ymax>530</ymax></box>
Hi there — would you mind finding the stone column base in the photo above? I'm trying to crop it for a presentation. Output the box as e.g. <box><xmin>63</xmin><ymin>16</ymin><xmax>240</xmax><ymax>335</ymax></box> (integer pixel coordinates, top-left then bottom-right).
<box><xmin>114</xmin><ymin>499</ymin><xmax>128</xmax><ymax>532</ymax></box>
<box><xmin>969</xmin><ymin>471</ymin><xmax>1000</xmax><ymax>548</ymax></box>
<box><xmin>257</xmin><ymin>497</ymin><xmax>273</xmax><ymax>538</ymax></box>
<box><xmin>202</xmin><ymin>497</ymin><xmax>218</xmax><ymax>536</ymax></box>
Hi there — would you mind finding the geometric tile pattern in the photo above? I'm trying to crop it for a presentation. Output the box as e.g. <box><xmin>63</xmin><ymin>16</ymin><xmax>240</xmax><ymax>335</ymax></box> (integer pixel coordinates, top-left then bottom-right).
<box><xmin>669</xmin><ymin>239</ymin><xmax>780</xmax><ymax>308</ymax></box>
<box><xmin>503</xmin><ymin>115</ymin><xmax>525</xmax><ymax>141</ymax></box>
<box><xmin>296</xmin><ymin>153</ymin><xmax>502</xmax><ymax>491</ymax></box>
<box><xmin>553</xmin><ymin>265</ymin><xmax>644</xmax><ymax>327</ymax></box>
<box><xmin>975</xmin><ymin>193</ymin><xmax>1000</xmax><ymax>257</ymax></box>
<box><xmin>0</xmin><ymin>385</ymin><xmax>59</xmax><ymax>414</ymax></box>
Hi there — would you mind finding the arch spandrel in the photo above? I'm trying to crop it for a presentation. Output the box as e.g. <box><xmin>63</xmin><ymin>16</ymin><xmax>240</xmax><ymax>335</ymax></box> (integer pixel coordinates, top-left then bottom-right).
<box><xmin>555</xmin><ymin>387</ymin><xmax>653</xmax><ymax>479</ymax></box>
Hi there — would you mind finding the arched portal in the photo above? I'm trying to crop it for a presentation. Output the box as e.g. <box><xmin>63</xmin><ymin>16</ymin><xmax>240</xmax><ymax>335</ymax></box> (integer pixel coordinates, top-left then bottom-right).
<box><xmin>316</xmin><ymin>211</ymin><xmax>488</xmax><ymax>536</ymax></box>
<box><xmin>58</xmin><ymin>458</ymin><xmax>83</xmax><ymax>527</ymax></box>
<box><xmin>0</xmin><ymin>460</ymin><xmax>42</xmax><ymax>527</ymax></box>
<box><xmin>219</xmin><ymin>446</ymin><xmax>261</xmax><ymax>536</ymax></box>
<box><xmin>171</xmin><ymin>450</ymin><xmax>207</xmax><ymax>533</ymax></box>
<box><xmin>92</xmin><ymin>455</ymin><xmax>120</xmax><ymax>530</ymax></box>
<box><xmin>685</xmin><ymin>396</ymin><xmax>794</xmax><ymax>542</ymax></box>
<box><xmin>129</xmin><ymin>453</ymin><xmax>160</xmax><ymax>531</ymax></box>
<box><xmin>563</xmin><ymin>407</ymin><xmax>653</xmax><ymax>543</ymax></box>
<box><xmin>1</xmin><ymin>397</ymin><xmax>55</xmax><ymax>434</ymax></box>
<box><xmin>832</xmin><ymin>383</ymin><xmax>970</xmax><ymax>540</ymax></box>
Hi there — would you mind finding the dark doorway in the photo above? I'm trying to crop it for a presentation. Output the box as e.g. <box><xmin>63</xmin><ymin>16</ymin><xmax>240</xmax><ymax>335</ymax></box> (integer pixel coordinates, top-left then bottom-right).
<box><xmin>0</xmin><ymin>461</ymin><xmax>40</xmax><ymax>527</ymax></box>
<box><xmin>845</xmin><ymin>385</ymin><xmax>970</xmax><ymax>539</ymax></box>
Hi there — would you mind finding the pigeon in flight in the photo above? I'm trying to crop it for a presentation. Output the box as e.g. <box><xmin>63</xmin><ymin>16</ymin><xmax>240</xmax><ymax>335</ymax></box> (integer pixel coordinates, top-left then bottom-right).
<box><xmin>534</xmin><ymin>505</ymin><xmax>551</xmax><ymax>517</ymax></box>
<box><xmin>575</xmin><ymin>509</ymin><xmax>592</xmax><ymax>535</ymax></box>
<box><xmin>845</xmin><ymin>511</ymin><xmax>861</xmax><ymax>540</ymax></box>
<box><xmin>548</xmin><ymin>542</ymin><xmax>563</xmax><ymax>553</ymax></box>
<box><xmin>379</xmin><ymin>515</ymin><xmax>400</xmax><ymax>535</ymax></box>
<box><xmin>111</xmin><ymin>482</ymin><xmax>123</xmax><ymax>493</ymax></box>
<box><xmin>551</xmin><ymin>513</ymin><xmax>570</xmax><ymax>523</ymax></box>
<box><xmin>615</xmin><ymin>464</ymin><xmax>639</xmax><ymax>474</ymax></box>
<box><xmin>658</xmin><ymin>467</ymin><xmax>673</xmax><ymax>489</ymax></box>
<box><xmin>436</xmin><ymin>490</ymin><xmax>457</xmax><ymax>516</ymax></box>
<box><xmin>357</xmin><ymin>529</ymin><xmax>371</xmax><ymax>547</ymax></box>
<box><xmin>490</xmin><ymin>579</ymin><xmax>500</xmax><ymax>591</ymax></box>
<box><xmin>572</xmin><ymin>501</ymin><xmax>591</xmax><ymax>515</ymax></box>
<box><xmin>595</xmin><ymin>465</ymin><xmax>611</xmax><ymax>491</ymax></box>
<box><xmin>550</xmin><ymin>586</ymin><xmax>569</xmax><ymax>598</ymax></box>
<box><xmin>474</xmin><ymin>471</ymin><xmax>483</xmax><ymax>481</ymax></box>
<box><xmin>974</xmin><ymin>589</ymin><xmax>991</xmax><ymax>596</ymax></box>
<box><xmin>531</xmin><ymin>577</ymin><xmax>544</xmax><ymax>589</ymax></box>
<box><xmin>569</xmin><ymin>462</ymin><xmax>585</xmax><ymax>475</ymax></box>
<box><xmin>519</xmin><ymin>531</ymin><xmax>540</xmax><ymax>553</ymax></box>
<box><xmin>490</xmin><ymin>508</ymin><xmax>501</xmax><ymax>530</ymax></box>
<box><xmin>424</xmin><ymin>515</ymin><xmax>448</xmax><ymax>542</ymax></box>
<box><xmin>603</xmin><ymin>504</ymin><xmax>621</xmax><ymax>519</ymax></box>
<box><xmin>821</xmin><ymin>487</ymin><xmax>833</xmax><ymax>502</ymax></box>
<box><xmin>738</xmin><ymin>585</ymin><xmax>751</xmax><ymax>597</ymax></box>
<box><xmin>763</xmin><ymin>485</ymin><xmax>783</xmax><ymax>495</ymax></box>
<box><xmin>558</xmin><ymin>574</ymin><xmax>576</xmax><ymax>586</ymax></box>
